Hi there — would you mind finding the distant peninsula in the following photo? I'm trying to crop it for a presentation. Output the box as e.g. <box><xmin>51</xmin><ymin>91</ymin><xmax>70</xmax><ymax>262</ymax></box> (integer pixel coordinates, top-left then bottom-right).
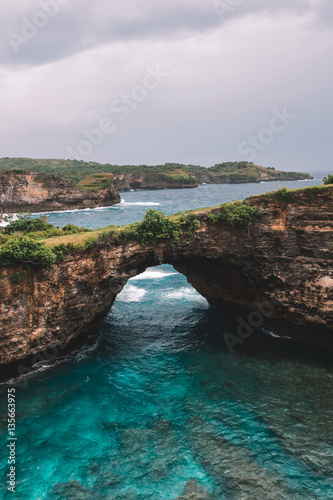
<box><xmin>0</xmin><ymin>158</ymin><xmax>313</xmax><ymax>192</ymax></box>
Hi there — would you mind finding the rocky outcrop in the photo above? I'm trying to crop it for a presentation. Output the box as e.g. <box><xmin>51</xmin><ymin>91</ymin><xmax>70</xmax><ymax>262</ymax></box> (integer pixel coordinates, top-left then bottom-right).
<box><xmin>176</xmin><ymin>480</ymin><xmax>212</xmax><ymax>499</ymax></box>
<box><xmin>112</xmin><ymin>167</ymin><xmax>312</xmax><ymax>190</ymax></box>
<box><xmin>114</xmin><ymin>172</ymin><xmax>198</xmax><ymax>191</ymax></box>
<box><xmin>0</xmin><ymin>170</ymin><xmax>121</xmax><ymax>213</ymax></box>
<box><xmin>188</xmin><ymin>168</ymin><xmax>313</xmax><ymax>185</ymax></box>
<box><xmin>0</xmin><ymin>188</ymin><xmax>332</xmax><ymax>368</ymax></box>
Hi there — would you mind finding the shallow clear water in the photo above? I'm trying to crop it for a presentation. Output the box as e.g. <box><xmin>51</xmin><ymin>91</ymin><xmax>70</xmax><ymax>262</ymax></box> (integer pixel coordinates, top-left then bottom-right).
<box><xmin>1</xmin><ymin>177</ymin><xmax>333</xmax><ymax>499</ymax></box>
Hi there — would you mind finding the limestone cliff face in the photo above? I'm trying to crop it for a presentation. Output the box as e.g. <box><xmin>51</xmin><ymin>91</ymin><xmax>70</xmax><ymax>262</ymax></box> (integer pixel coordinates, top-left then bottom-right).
<box><xmin>188</xmin><ymin>169</ymin><xmax>312</xmax><ymax>184</ymax></box>
<box><xmin>0</xmin><ymin>170</ymin><xmax>121</xmax><ymax>213</ymax></box>
<box><xmin>113</xmin><ymin>170</ymin><xmax>309</xmax><ymax>190</ymax></box>
<box><xmin>114</xmin><ymin>172</ymin><xmax>198</xmax><ymax>191</ymax></box>
<box><xmin>0</xmin><ymin>189</ymin><xmax>332</xmax><ymax>367</ymax></box>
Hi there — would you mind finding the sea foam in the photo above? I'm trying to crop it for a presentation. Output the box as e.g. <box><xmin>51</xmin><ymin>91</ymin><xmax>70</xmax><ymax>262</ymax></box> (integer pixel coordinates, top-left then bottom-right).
<box><xmin>117</xmin><ymin>285</ymin><xmax>147</xmax><ymax>303</ymax></box>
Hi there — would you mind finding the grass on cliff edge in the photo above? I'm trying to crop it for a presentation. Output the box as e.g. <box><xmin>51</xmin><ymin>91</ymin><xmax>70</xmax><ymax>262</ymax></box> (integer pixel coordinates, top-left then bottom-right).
<box><xmin>77</xmin><ymin>173</ymin><xmax>115</xmax><ymax>192</ymax></box>
<box><xmin>248</xmin><ymin>183</ymin><xmax>333</xmax><ymax>205</ymax></box>
<box><xmin>0</xmin><ymin>157</ymin><xmax>311</xmax><ymax>185</ymax></box>
<box><xmin>0</xmin><ymin>207</ymin><xmax>218</xmax><ymax>270</ymax></box>
<box><xmin>40</xmin><ymin>183</ymin><xmax>333</xmax><ymax>247</ymax></box>
<box><xmin>0</xmin><ymin>200</ymin><xmax>263</xmax><ymax>271</ymax></box>
<box><xmin>1</xmin><ymin>184</ymin><xmax>332</xmax><ymax>270</ymax></box>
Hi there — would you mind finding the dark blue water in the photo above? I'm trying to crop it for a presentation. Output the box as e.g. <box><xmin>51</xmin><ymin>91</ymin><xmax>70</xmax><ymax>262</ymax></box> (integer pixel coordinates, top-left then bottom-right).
<box><xmin>1</xmin><ymin>177</ymin><xmax>333</xmax><ymax>499</ymax></box>
<box><xmin>40</xmin><ymin>177</ymin><xmax>321</xmax><ymax>229</ymax></box>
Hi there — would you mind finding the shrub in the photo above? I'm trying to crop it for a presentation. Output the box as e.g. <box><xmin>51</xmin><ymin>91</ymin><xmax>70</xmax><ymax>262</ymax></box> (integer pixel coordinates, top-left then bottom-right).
<box><xmin>135</xmin><ymin>209</ymin><xmax>182</xmax><ymax>247</ymax></box>
<box><xmin>0</xmin><ymin>233</ymin><xmax>9</xmax><ymax>244</ymax></box>
<box><xmin>183</xmin><ymin>213</ymin><xmax>201</xmax><ymax>234</ymax></box>
<box><xmin>0</xmin><ymin>236</ymin><xmax>57</xmax><ymax>270</ymax></box>
<box><xmin>323</xmin><ymin>174</ymin><xmax>333</xmax><ymax>185</ymax></box>
<box><xmin>62</xmin><ymin>223</ymin><xmax>78</xmax><ymax>233</ymax></box>
<box><xmin>4</xmin><ymin>214</ymin><xmax>51</xmax><ymax>235</ymax></box>
<box><xmin>3</xmin><ymin>214</ymin><xmax>89</xmax><ymax>239</ymax></box>
<box><xmin>84</xmin><ymin>237</ymin><xmax>97</xmax><ymax>250</ymax></box>
<box><xmin>208</xmin><ymin>212</ymin><xmax>219</xmax><ymax>223</ymax></box>
<box><xmin>214</xmin><ymin>201</ymin><xmax>259</xmax><ymax>228</ymax></box>
<box><xmin>272</xmin><ymin>187</ymin><xmax>293</xmax><ymax>204</ymax></box>
<box><xmin>306</xmin><ymin>186</ymin><xmax>319</xmax><ymax>199</ymax></box>
<box><xmin>53</xmin><ymin>242</ymin><xmax>74</xmax><ymax>256</ymax></box>
<box><xmin>76</xmin><ymin>236</ymin><xmax>97</xmax><ymax>252</ymax></box>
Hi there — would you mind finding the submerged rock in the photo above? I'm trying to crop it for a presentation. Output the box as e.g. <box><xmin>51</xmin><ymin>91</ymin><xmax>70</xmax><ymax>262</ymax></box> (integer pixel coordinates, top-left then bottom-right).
<box><xmin>51</xmin><ymin>480</ymin><xmax>92</xmax><ymax>499</ymax></box>
<box><xmin>121</xmin><ymin>419</ymin><xmax>179</xmax><ymax>480</ymax></box>
<box><xmin>185</xmin><ymin>415</ymin><xmax>296</xmax><ymax>499</ymax></box>
<box><xmin>176</xmin><ymin>479</ymin><xmax>212</xmax><ymax>500</ymax></box>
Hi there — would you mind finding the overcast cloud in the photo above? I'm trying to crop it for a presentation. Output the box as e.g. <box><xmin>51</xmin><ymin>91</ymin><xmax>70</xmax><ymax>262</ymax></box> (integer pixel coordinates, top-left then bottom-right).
<box><xmin>0</xmin><ymin>0</ymin><xmax>332</xmax><ymax>172</ymax></box>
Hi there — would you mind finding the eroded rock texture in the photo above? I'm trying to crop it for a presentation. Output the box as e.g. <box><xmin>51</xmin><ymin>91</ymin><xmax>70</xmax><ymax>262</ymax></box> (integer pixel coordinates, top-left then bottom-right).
<box><xmin>0</xmin><ymin>170</ymin><xmax>120</xmax><ymax>213</ymax></box>
<box><xmin>0</xmin><ymin>189</ymin><xmax>332</xmax><ymax>366</ymax></box>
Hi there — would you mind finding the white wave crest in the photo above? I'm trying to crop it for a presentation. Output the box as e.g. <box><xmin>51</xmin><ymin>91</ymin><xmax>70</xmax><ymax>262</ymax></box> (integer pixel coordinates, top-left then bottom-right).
<box><xmin>164</xmin><ymin>287</ymin><xmax>207</xmax><ymax>302</ymax></box>
<box><xmin>130</xmin><ymin>269</ymin><xmax>178</xmax><ymax>281</ymax></box>
<box><xmin>120</xmin><ymin>200</ymin><xmax>161</xmax><ymax>206</ymax></box>
<box><xmin>35</xmin><ymin>204</ymin><xmax>120</xmax><ymax>216</ymax></box>
<box><xmin>117</xmin><ymin>285</ymin><xmax>147</xmax><ymax>303</ymax></box>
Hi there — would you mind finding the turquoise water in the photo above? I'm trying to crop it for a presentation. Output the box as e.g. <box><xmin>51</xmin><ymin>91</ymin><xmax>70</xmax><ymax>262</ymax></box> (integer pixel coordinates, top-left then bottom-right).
<box><xmin>1</xmin><ymin>177</ymin><xmax>333</xmax><ymax>499</ymax></box>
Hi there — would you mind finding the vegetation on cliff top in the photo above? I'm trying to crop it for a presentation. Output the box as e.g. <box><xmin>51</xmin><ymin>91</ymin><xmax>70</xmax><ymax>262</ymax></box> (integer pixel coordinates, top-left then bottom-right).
<box><xmin>323</xmin><ymin>174</ymin><xmax>333</xmax><ymax>185</ymax></box>
<box><xmin>97</xmin><ymin>209</ymin><xmax>201</xmax><ymax>249</ymax></box>
<box><xmin>0</xmin><ymin>157</ymin><xmax>311</xmax><ymax>186</ymax></box>
<box><xmin>1</xmin><ymin>184</ymin><xmax>331</xmax><ymax>270</ymax></box>
<box><xmin>0</xmin><ymin>159</ymin><xmax>198</xmax><ymax>187</ymax></box>
<box><xmin>0</xmin><ymin>214</ymin><xmax>91</xmax><ymax>270</ymax></box>
<box><xmin>0</xmin><ymin>236</ymin><xmax>57</xmax><ymax>270</ymax></box>
<box><xmin>208</xmin><ymin>202</ymin><xmax>260</xmax><ymax>228</ymax></box>
<box><xmin>249</xmin><ymin>184</ymin><xmax>333</xmax><ymax>207</ymax></box>
<box><xmin>77</xmin><ymin>173</ymin><xmax>115</xmax><ymax>191</ymax></box>
<box><xmin>2</xmin><ymin>213</ymin><xmax>90</xmax><ymax>238</ymax></box>
<box><xmin>0</xmin><ymin>200</ymin><xmax>259</xmax><ymax>269</ymax></box>
<box><xmin>0</xmin><ymin>210</ymin><xmax>202</xmax><ymax>269</ymax></box>
<box><xmin>188</xmin><ymin>162</ymin><xmax>311</xmax><ymax>184</ymax></box>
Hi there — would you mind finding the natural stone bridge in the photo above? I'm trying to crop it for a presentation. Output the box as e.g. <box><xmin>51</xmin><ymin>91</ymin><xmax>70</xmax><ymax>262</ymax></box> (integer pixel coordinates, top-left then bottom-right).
<box><xmin>1</xmin><ymin>189</ymin><xmax>333</xmax><ymax>368</ymax></box>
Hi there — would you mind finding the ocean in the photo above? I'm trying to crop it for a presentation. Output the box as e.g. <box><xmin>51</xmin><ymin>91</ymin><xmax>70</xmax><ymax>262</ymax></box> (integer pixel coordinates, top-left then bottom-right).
<box><xmin>1</xmin><ymin>175</ymin><xmax>332</xmax><ymax>499</ymax></box>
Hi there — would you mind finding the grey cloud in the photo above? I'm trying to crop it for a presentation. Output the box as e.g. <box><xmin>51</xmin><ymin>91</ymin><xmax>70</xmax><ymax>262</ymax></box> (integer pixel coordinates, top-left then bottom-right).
<box><xmin>0</xmin><ymin>0</ymin><xmax>324</xmax><ymax>67</ymax></box>
<box><xmin>1</xmin><ymin>1</ymin><xmax>220</xmax><ymax>66</ymax></box>
<box><xmin>312</xmin><ymin>0</ymin><xmax>333</xmax><ymax>28</ymax></box>
<box><xmin>0</xmin><ymin>0</ymin><xmax>332</xmax><ymax>175</ymax></box>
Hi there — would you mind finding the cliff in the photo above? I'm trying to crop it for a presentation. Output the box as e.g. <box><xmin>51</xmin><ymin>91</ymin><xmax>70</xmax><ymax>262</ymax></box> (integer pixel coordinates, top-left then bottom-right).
<box><xmin>187</xmin><ymin>163</ymin><xmax>312</xmax><ymax>184</ymax></box>
<box><xmin>112</xmin><ymin>172</ymin><xmax>198</xmax><ymax>190</ymax></box>
<box><xmin>0</xmin><ymin>185</ymin><xmax>332</xmax><ymax>370</ymax></box>
<box><xmin>0</xmin><ymin>170</ymin><xmax>121</xmax><ymax>213</ymax></box>
<box><xmin>109</xmin><ymin>164</ymin><xmax>311</xmax><ymax>190</ymax></box>
<box><xmin>0</xmin><ymin>158</ymin><xmax>312</xmax><ymax>190</ymax></box>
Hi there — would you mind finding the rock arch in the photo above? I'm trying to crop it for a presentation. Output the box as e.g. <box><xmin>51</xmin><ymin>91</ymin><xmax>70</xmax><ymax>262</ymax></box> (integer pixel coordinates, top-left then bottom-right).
<box><xmin>1</xmin><ymin>195</ymin><xmax>333</xmax><ymax>368</ymax></box>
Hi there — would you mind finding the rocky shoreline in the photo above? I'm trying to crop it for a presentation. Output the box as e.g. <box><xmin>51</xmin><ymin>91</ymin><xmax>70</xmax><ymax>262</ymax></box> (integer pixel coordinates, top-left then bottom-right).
<box><xmin>0</xmin><ymin>170</ymin><xmax>121</xmax><ymax>214</ymax></box>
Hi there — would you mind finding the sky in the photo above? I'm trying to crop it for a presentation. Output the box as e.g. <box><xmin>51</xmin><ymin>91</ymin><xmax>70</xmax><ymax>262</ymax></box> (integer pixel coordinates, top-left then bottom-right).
<box><xmin>0</xmin><ymin>0</ymin><xmax>332</xmax><ymax>172</ymax></box>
